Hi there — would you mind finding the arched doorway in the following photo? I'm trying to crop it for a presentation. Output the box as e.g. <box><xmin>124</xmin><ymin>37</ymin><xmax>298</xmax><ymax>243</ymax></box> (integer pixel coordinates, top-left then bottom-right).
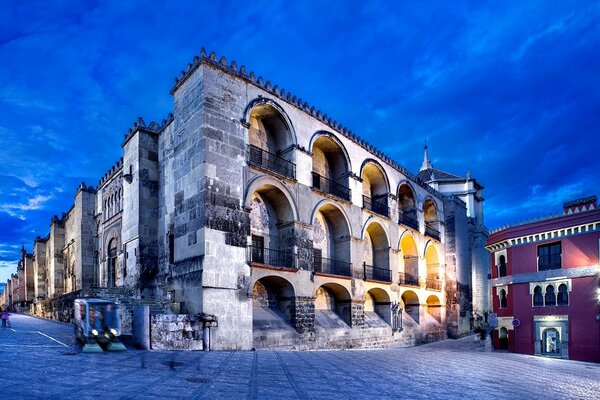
<box><xmin>252</xmin><ymin>276</ymin><xmax>296</xmax><ymax>332</ymax></box>
<box><xmin>400</xmin><ymin>234</ymin><xmax>419</xmax><ymax>286</ymax></box>
<box><xmin>364</xmin><ymin>288</ymin><xmax>391</xmax><ymax>325</ymax></box>
<box><xmin>248</xmin><ymin>184</ymin><xmax>296</xmax><ymax>268</ymax></box>
<box><xmin>499</xmin><ymin>327</ymin><xmax>509</xmax><ymax>350</ymax></box>
<box><xmin>398</xmin><ymin>183</ymin><xmax>418</xmax><ymax>229</ymax></box>
<box><xmin>247</xmin><ymin>102</ymin><xmax>296</xmax><ymax>178</ymax></box>
<box><xmin>312</xmin><ymin>203</ymin><xmax>351</xmax><ymax>277</ymax></box>
<box><xmin>314</xmin><ymin>283</ymin><xmax>352</xmax><ymax>327</ymax></box>
<box><xmin>401</xmin><ymin>290</ymin><xmax>420</xmax><ymax>324</ymax></box>
<box><xmin>361</xmin><ymin>161</ymin><xmax>389</xmax><ymax>217</ymax></box>
<box><xmin>425</xmin><ymin>244</ymin><xmax>441</xmax><ymax>290</ymax></box>
<box><xmin>107</xmin><ymin>239</ymin><xmax>118</xmax><ymax>288</ymax></box>
<box><xmin>423</xmin><ymin>199</ymin><xmax>440</xmax><ymax>240</ymax></box>
<box><xmin>542</xmin><ymin>328</ymin><xmax>561</xmax><ymax>356</ymax></box>
<box><xmin>426</xmin><ymin>295</ymin><xmax>442</xmax><ymax>323</ymax></box>
<box><xmin>364</xmin><ymin>222</ymin><xmax>390</xmax><ymax>282</ymax></box>
<box><xmin>311</xmin><ymin>134</ymin><xmax>351</xmax><ymax>200</ymax></box>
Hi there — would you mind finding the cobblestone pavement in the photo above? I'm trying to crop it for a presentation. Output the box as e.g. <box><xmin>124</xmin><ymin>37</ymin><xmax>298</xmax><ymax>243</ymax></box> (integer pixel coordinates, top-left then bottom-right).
<box><xmin>1</xmin><ymin>314</ymin><xmax>598</xmax><ymax>399</ymax></box>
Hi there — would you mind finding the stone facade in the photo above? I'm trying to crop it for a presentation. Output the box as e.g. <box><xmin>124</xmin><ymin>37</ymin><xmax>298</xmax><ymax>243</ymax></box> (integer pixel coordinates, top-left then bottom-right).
<box><xmin>8</xmin><ymin>50</ymin><xmax>489</xmax><ymax>350</ymax></box>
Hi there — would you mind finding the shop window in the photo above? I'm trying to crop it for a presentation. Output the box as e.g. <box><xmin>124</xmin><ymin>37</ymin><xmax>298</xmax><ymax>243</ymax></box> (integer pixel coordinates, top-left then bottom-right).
<box><xmin>545</xmin><ymin>285</ymin><xmax>556</xmax><ymax>306</ymax></box>
<box><xmin>557</xmin><ymin>284</ymin><xmax>568</xmax><ymax>306</ymax></box>
<box><xmin>538</xmin><ymin>242</ymin><xmax>561</xmax><ymax>271</ymax></box>
<box><xmin>533</xmin><ymin>286</ymin><xmax>543</xmax><ymax>307</ymax></box>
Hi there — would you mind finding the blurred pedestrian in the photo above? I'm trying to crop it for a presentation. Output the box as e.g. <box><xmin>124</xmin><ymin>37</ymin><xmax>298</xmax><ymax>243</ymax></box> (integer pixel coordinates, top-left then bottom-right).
<box><xmin>1</xmin><ymin>310</ymin><xmax>9</xmax><ymax>328</ymax></box>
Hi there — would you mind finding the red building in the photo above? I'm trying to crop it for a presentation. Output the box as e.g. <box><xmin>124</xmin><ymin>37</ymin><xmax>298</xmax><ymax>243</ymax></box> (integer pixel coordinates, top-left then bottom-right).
<box><xmin>486</xmin><ymin>196</ymin><xmax>600</xmax><ymax>362</ymax></box>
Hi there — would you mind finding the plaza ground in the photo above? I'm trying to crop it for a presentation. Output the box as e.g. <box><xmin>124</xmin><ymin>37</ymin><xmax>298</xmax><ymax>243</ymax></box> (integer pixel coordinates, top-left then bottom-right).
<box><xmin>1</xmin><ymin>314</ymin><xmax>598</xmax><ymax>399</ymax></box>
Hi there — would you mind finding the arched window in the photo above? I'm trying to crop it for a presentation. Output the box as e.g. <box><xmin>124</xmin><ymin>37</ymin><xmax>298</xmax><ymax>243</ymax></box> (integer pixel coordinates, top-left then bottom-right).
<box><xmin>557</xmin><ymin>284</ymin><xmax>568</xmax><ymax>306</ymax></box>
<box><xmin>545</xmin><ymin>285</ymin><xmax>556</xmax><ymax>306</ymax></box>
<box><xmin>498</xmin><ymin>255</ymin><xmax>507</xmax><ymax>277</ymax></box>
<box><xmin>533</xmin><ymin>286</ymin><xmax>543</xmax><ymax>306</ymax></box>
<box><xmin>499</xmin><ymin>289</ymin><xmax>507</xmax><ymax>309</ymax></box>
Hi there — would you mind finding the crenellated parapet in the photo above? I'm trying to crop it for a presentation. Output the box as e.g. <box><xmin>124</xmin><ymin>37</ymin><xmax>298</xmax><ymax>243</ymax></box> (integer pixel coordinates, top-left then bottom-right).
<box><xmin>171</xmin><ymin>48</ymin><xmax>443</xmax><ymax>200</ymax></box>
<box><xmin>98</xmin><ymin>158</ymin><xmax>124</xmax><ymax>188</ymax></box>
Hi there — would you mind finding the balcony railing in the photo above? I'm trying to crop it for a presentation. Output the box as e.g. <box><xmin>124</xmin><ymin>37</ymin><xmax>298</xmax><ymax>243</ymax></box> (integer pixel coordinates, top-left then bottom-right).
<box><xmin>398</xmin><ymin>272</ymin><xmax>420</xmax><ymax>287</ymax></box>
<box><xmin>247</xmin><ymin>245</ymin><xmax>297</xmax><ymax>269</ymax></box>
<box><xmin>363</xmin><ymin>263</ymin><xmax>392</xmax><ymax>282</ymax></box>
<box><xmin>314</xmin><ymin>257</ymin><xmax>352</xmax><ymax>277</ymax></box>
<box><xmin>247</xmin><ymin>144</ymin><xmax>296</xmax><ymax>179</ymax></box>
<box><xmin>398</xmin><ymin>212</ymin><xmax>419</xmax><ymax>230</ymax></box>
<box><xmin>426</xmin><ymin>277</ymin><xmax>442</xmax><ymax>290</ymax></box>
<box><xmin>425</xmin><ymin>223</ymin><xmax>441</xmax><ymax>240</ymax></box>
<box><xmin>363</xmin><ymin>195</ymin><xmax>389</xmax><ymax>217</ymax></box>
<box><xmin>312</xmin><ymin>172</ymin><xmax>351</xmax><ymax>201</ymax></box>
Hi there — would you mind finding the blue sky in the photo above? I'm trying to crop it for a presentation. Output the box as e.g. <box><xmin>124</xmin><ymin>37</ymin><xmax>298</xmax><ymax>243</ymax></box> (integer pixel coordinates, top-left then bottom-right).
<box><xmin>1</xmin><ymin>1</ymin><xmax>599</xmax><ymax>282</ymax></box>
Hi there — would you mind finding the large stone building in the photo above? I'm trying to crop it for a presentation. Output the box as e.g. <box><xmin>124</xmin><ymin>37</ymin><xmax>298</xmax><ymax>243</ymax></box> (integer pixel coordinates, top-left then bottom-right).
<box><xmin>7</xmin><ymin>50</ymin><xmax>489</xmax><ymax>350</ymax></box>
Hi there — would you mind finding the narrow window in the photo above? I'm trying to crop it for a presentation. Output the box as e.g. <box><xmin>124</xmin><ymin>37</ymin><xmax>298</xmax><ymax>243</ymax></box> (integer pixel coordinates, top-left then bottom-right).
<box><xmin>533</xmin><ymin>286</ymin><xmax>544</xmax><ymax>306</ymax></box>
<box><xmin>538</xmin><ymin>242</ymin><xmax>561</xmax><ymax>271</ymax></box>
<box><xmin>498</xmin><ymin>255</ymin><xmax>507</xmax><ymax>277</ymax></box>
<box><xmin>557</xmin><ymin>284</ymin><xmax>568</xmax><ymax>306</ymax></box>
<box><xmin>313</xmin><ymin>248</ymin><xmax>323</xmax><ymax>272</ymax></box>
<box><xmin>251</xmin><ymin>235</ymin><xmax>264</xmax><ymax>264</ymax></box>
<box><xmin>499</xmin><ymin>289</ymin><xmax>507</xmax><ymax>309</ymax></box>
<box><xmin>545</xmin><ymin>286</ymin><xmax>556</xmax><ymax>306</ymax></box>
<box><xmin>168</xmin><ymin>232</ymin><xmax>175</xmax><ymax>264</ymax></box>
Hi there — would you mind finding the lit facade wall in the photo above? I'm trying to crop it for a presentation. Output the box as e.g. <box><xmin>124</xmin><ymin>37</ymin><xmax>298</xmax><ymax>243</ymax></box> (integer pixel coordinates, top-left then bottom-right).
<box><xmin>487</xmin><ymin>200</ymin><xmax>600</xmax><ymax>363</ymax></box>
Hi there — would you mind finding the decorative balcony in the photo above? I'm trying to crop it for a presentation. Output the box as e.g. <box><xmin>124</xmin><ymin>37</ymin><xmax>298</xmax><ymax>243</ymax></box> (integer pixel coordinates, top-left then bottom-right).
<box><xmin>398</xmin><ymin>212</ymin><xmax>419</xmax><ymax>230</ymax></box>
<box><xmin>247</xmin><ymin>144</ymin><xmax>296</xmax><ymax>180</ymax></box>
<box><xmin>426</xmin><ymin>277</ymin><xmax>442</xmax><ymax>290</ymax></box>
<box><xmin>363</xmin><ymin>263</ymin><xmax>392</xmax><ymax>282</ymax></box>
<box><xmin>425</xmin><ymin>223</ymin><xmax>441</xmax><ymax>240</ymax></box>
<box><xmin>312</xmin><ymin>172</ymin><xmax>351</xmax><ymax>201</ymax></box>
<box><xmin>314</xmin><ymin>257</ymin><xmax>352</xmax><ymax>277</ymax></box>
<box><xmin>398</xmin><ymin>272</ymin><xmax>420</xmax><ymax>287</ymax></box>
<box><xmin>247</xmin><ymin>245</ymin><xmax>297</xmax><ymax>269</ymax></box>
<box><xmin>363</xmin><ymin>195</ymin><xmax>389</xmax><ymax>218</ymax></box>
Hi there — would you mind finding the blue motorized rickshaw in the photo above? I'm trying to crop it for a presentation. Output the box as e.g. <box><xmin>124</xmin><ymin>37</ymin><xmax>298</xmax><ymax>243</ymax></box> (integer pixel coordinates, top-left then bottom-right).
<box><xmin>74</xmin><ymin>298</ymin><xmax>126</xmax><ymax>352</ymax></box>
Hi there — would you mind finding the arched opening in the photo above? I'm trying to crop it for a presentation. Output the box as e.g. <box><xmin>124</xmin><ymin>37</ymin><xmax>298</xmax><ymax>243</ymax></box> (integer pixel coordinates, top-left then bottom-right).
<box><xmin>399</xmin><ymin>234</ymin><xmax>419</xmax><ymax>286</ymax></box>
<box><xmin>545</xmin><ymin>285</ymin><xmax>556</xmax><ymax>306</ymax></box>
<box><xmin>314</xmin><ymin>283</ymin><xmax>352</xmax><ymax>327</ymax></box>
<box><xmin>426</xmin><ymin>295</ymin><xmax>442</xmax><ymax>323</ymax></box>
<box><xmin>313</xmin><ymin>204</ymin><xmax>351</xmax><ymax>277</ymax></box>
<box><xmin>361</xmin><ymin>162</ymin><xmax>389</xmax><ymax>217</ymax></box>
<box><xmin>557</xmin><ymin>284</ymin><xmax>568</xmax><ymax>306</ymax></box>
<box><xmin>423</xmin><ymin>199</ymin><xmax>440</xmax><ymax>240</ymax></box>
<box><xmin>252</xmin><ymin>276</ymin><xmax>296</xmax><ymax>331</ymax></box>
<box><xmin>398</xmin><ymin>184</ymin><xmax>418</xmax><ymax>229</ymax></box>
<box><xmin>107</xmin><ymin>239</ymin><xmax>118</xmax><ymax>288</ymax></box>
<box><xmin>498</xmin><ymin>255</ymin><xmax>507</xmax><ymax>277</ymax></box>
<box><xmin>499</xmin><ymin>327</ymin><xmax>509</xmax><ymax>350</ymax></box>
<box><xmin>533</xmin><ymin>286</ymin><xmax>543</xmax><ymax>306</ymax></box>
<box><xmin>364</xmin><ymin>288</ymin><xmax>391</xmax><ymax>326</ymax></box>
<box><xmin>311</xmin><ymin>135</ymin><xmax>351</xmax><ymax>201</ymax></box>
<box><xmin>247</xmin><ymin>103</ymin><xmax>295</xmax><ymax>179</ymax></box>
<box><xmin>248</xmin><ymin>185</ymin><xmax>296</xmax><ymax>268</ymax></box>
<box><xmin>499</xmin><ymin>289</ymin><xmax>507</xmax><ymax>309</ymax></box>
<box><xmin>425</xmin><ymin>245</ymin><xmax>441</xmax><ymax>290</ymax></box>
<box><xmin>364</xmin><ymin>222</ymin><xmax>390</xmax><ymax>282</ymax></box>
<box><xmin>402</xmin><ymin>290</ymin><xmax>420</xmax><ymax>324</ymax></box>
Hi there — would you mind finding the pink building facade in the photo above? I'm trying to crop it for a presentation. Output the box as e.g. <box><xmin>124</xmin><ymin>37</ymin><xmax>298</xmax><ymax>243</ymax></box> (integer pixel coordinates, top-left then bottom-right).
<box><xmin>487</xmin><ymin>196</ymin><xmax>600</xmax><ymax>363</ymax></box>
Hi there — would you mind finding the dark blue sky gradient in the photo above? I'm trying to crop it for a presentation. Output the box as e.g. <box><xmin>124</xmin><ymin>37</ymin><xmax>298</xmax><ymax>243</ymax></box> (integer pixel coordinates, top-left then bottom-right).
<box><xmin>1</xmin><ymin>1</ymin><xmax>599</xmax><ymax>281</ymax></box>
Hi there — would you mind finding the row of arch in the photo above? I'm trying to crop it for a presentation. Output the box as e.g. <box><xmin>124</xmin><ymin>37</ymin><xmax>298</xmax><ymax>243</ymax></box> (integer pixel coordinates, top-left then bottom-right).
<box><xmin>252</xmin><ymin>275</ymin><xmax>443</xmax><ymax>330</ymax></box>
<box><xmin>103</xmin><ymin>188</ymin><xmax>123</xmax><ymax>221</ymax></box>
<box><xmin>247</xmin><ymin>176</ymin><xmax>441</xmax><ymax>279</ymax></box>
<box><xmin>246</xmin><ymin>99</ymin><xmax>441</xmax><ymax>226</ymax></box>
<box><xmin>533</xmin><ymin>284</ymin><xmax>568</xmax><ymax>307</ymax></box>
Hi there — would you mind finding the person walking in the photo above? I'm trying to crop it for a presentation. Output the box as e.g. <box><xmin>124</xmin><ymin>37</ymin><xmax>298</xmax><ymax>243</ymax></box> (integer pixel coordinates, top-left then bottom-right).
<box><xmin>1</xmin><ymin>310</ymin><xmax>10</xmax><ymax>328</ymax></box>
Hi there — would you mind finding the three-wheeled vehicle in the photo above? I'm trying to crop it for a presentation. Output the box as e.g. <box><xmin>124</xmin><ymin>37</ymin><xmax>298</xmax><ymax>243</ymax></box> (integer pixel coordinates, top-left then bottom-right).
<box><xmin>74</xmin><ymin>298</ymin><xmax>127</xmax><ymax>352</ymax></box>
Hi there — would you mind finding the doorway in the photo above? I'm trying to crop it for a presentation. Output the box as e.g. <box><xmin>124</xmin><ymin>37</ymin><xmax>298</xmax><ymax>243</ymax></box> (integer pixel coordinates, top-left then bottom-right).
<box><xmin>541</xmin><ymin>328</ymin><xmax>560</xmax><ymax>356</ymax></box>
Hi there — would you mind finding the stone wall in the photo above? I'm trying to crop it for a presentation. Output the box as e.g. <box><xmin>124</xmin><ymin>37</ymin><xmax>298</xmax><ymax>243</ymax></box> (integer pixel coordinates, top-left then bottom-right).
<box><xmin>150</xmin><ymin>314</ymin><xmax>204</xmax><ymax>350</ymax></box>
